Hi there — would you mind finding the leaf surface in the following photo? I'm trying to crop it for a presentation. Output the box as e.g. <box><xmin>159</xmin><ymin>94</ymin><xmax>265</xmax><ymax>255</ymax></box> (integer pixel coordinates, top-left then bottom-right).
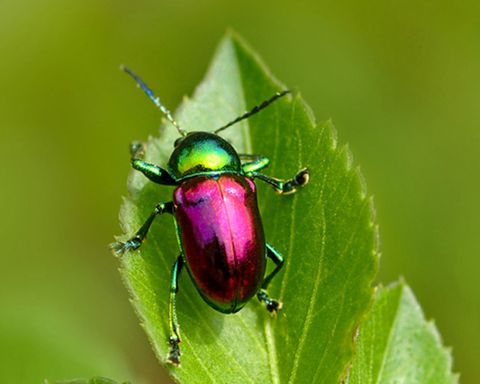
<box><xmin>346</xmin><ymin>281</ymin><xmax>458</xmax><ymax>384</ymax></box>
<box><xmin>116</xmin><ymin>32</ymin><xmax>378</xmax><ymax>383</ymax></box>
<box><xmin>46</xmin><ymin>377</ymin><xmax>128</xmax><ymax>384</ymax></box>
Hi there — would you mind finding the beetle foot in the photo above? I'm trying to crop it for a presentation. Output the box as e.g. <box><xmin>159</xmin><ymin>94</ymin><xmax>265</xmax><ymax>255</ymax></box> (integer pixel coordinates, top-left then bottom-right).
<box><xmin>295</xmin><ymin>167</ymin><xmax>310</xmax><ymax>187</ymax></box>
<box><xmin>257</xmin><ymin>290</ymin><xmax>283</xmax><ymax>314</ymax></box>
<box><xmin>276</xmin><ymin>185</ymin><xmax>297</xmax><ymax>195</ymax></box>
<box><xmin>110</xmin><ymin>237</ymin><xmax>142</xmax><ymax>256</ymax></box>
<box><xmin>167</xmin><ymin>336</ymin><xmax>181</xmax><ymax>366</ymax></box>
<box><xmin>129</xmin><ymin>141</ymin><xmax>145</xmax><ymax>158</ymax></box>
<box><xmin>276</xmin><ymin>168</ymin><xmax>310</xmax><ymax>195</ymax></box>
<box><xmin>266</xmin><ymin>298</ymin><xmax>283</xmax><ymax>313</ymax></box>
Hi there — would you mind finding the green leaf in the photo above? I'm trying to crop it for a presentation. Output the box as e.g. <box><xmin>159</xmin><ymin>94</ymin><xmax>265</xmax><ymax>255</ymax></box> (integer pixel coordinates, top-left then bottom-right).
<box><xmin>45</xmin><ymin>378</ymin><xmax>129</xmax><ymax>384</ymax></box>
<box><xmin>116</xmin><ymin>32</ymin><xmax>378</xmax><ymax>383</ymax></box>
<box><xmin>346</xmin><ymin>281</ymin><xmax>458</xmax><ymax>384</ymax></box>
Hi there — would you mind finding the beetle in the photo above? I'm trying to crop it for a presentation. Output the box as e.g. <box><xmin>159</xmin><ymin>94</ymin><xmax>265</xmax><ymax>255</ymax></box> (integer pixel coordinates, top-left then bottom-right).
<box><xmin>111</xmin><ymin>66</ymin><xmax>309</xmax><ymax>365</ymax></box>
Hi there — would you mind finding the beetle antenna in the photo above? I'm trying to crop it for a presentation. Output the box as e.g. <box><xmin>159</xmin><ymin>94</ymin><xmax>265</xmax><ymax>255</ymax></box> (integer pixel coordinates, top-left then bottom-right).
<box><xmin>121</xmin><ymin>65</ymin><xmax>187</xmax><ymax>137</ymax></box>
<box><xmin>214</xmin><ymin>90</ymin><xmax>290</xmax><ymax>134</ymax></box>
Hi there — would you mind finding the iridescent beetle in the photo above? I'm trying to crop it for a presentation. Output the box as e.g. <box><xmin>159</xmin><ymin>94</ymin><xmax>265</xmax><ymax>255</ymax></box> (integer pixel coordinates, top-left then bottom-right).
<box><xmin>112</xmin><ymin>67</ymin><xmax>309</xmax><ymax>365</ymax></box>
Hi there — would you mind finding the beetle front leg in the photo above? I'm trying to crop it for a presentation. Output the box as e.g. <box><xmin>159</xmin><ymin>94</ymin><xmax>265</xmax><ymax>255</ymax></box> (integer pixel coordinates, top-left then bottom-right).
<box><xmin>257</xmin><ymin>244</ymin><xmax>285</xmax><ymax>313</ymax></box>
<box><xmin>240</xmin><ymin>154</ymin><xmax>270</xmax><ymax>173</ymax></box>
<box><xmin>110</xmin><ymin>201</ymin><xmax>174</xmax><ymax>255</ymax></box>
<box><xmin>130</xmin><ymin>142</ymin><xmax>178</xmax><ymax>185</ymax></box>
<box><xmin>168</xmin><ymin>256</ymin><xmax>184</xmax><ymax>365</ymax></box>
<box><xmin>249</xmin><ymin>167</ymin><xmax>309</xmax><ymax>195</ymax></box>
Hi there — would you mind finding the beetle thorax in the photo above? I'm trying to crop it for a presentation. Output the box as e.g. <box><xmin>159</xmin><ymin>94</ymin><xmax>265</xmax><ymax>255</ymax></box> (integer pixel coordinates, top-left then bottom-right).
<box><xmin>168</xmin><ymin>132</ymin><xmax>241</xmax><ymax>179</ymax></box>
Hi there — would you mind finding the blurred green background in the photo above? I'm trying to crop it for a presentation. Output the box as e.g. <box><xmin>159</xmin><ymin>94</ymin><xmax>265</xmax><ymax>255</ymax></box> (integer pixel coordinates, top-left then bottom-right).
<box><xmin>0</xmin><ymin>0</ymin><xmax>478</xmax><ymax>383</ymax></box>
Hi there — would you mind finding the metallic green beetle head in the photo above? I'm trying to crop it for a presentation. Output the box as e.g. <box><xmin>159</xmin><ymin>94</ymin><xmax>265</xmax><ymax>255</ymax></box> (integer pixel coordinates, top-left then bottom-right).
<box><xmin>167</xmin><ymin>131</ymin><xmax>241</xmax><ymax>179</ymax></box>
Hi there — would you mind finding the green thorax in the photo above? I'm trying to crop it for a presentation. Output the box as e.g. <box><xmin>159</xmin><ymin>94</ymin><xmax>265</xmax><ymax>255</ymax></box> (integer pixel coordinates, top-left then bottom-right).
<box><xmin>168</xmin><ymin>131</ymin><xmax>241</xmax><ymax>179</ymax></box>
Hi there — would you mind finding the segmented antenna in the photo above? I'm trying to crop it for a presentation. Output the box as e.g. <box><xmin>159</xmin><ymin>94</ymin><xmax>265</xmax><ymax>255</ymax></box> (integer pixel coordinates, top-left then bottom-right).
<box><xmin>121</xmin><ymin>65</ymin><xmax>187</xmax><ymax>137</ymax></box>
<box><xmin>214</xmin><ymin>90</ymin><xmax>290</xmax><ymax>134</ymax></box>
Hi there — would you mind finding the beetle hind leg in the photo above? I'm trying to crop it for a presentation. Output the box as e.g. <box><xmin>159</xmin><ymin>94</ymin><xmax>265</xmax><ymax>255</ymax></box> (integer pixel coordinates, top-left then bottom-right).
<box><xmin>257</xmin><ymin>244</ymin><xmax>285</xmax><ymax>314</ymax></box>
<box><xmin>167</xmin><ymin>256</ymin><xmax>184</xmax><ymax>365</ymax></box>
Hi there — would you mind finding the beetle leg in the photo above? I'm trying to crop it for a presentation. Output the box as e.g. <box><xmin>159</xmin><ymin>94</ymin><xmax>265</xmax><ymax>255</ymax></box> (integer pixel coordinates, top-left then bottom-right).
<box><xmin>257</xmin><ymin>244</ymin><xmax>285</xmax><ymax>313</ymax></box>
<box><xmin>240</xmin><ymin>154</ymin><xmax>270</xmax><ymax>173</ymax></box>
<box><xmin>248</xmin><ymin>167</ymin><xmax>309</xmax><ymax>195</ymax></box>
<box><xmin>168</xmin><ymin>256</ymin><xmax>184</xmax><ymax>366</ymax></box>
<box><xmin>129</xmin><ymin>142</ymin><xmax>178</xmax><ymax>185</ymax></box>
<box><xmin>110</xmin><ymin>201</ymin><xmax>174</xmax><ymax>255</ymax></box>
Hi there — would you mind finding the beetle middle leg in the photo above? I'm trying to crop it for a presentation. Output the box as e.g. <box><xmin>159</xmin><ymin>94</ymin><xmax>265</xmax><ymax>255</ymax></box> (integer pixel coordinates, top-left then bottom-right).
<box><xmin>110</xmin><ymin>201</ymin><xmax>174</xmax><ymax>255</ymax></box>
<box><xmin>168</xmin><ymin>255</ymin><xmax>184</xmax><ymax>365</ymax></box>
<box><xmin>249</xmin><ymin>167</ymin><xmax>309</xmax><ymax>195</ymax></box>
<box><xmin>257</xmin><ymin>243</ymin><xmax>285</xmax><ymax>313</ymax></box>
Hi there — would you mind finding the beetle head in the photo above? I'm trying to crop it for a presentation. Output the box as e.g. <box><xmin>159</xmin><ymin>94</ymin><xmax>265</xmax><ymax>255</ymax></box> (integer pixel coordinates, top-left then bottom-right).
<box><xmin>168</xmin><ymin>132</ymin><xmax>241</xmax><ymax>179</ymax></box>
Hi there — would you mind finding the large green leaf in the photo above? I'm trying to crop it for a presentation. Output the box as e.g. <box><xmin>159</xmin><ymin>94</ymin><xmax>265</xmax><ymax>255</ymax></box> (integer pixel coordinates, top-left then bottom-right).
<box><xmin>346</xmin><ymin>281</ymin><xmax>458</xmax><ymax>384</ymax></box>
<box><xmin>46</xmin><ymin>378</ymin><xmax>129</xmax><ymax>384</ymax></box>
<box><xmin>115</xmin><ymin>32</ymin><xmax>378</xmax><ymax>383</ymax></box>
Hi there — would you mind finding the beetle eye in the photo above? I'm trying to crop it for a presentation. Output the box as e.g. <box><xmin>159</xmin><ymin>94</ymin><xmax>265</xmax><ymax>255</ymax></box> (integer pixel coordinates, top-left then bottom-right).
<box><xmin>174</xmin><ymin>137</ymin><xmax>182</xmax><ymax>148</ymax></box>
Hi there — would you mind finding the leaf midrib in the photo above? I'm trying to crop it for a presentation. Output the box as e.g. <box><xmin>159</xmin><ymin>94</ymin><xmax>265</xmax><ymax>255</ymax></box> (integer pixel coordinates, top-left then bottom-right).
<box><xmin>230</xmin><ymin>46</ymin><xmax>280</xmax><ymax>384</ymax></box>
<box><xmin>374</xmin><ymin>288</ymin><xmax>403</xmax><ymax>384</ymax></box>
